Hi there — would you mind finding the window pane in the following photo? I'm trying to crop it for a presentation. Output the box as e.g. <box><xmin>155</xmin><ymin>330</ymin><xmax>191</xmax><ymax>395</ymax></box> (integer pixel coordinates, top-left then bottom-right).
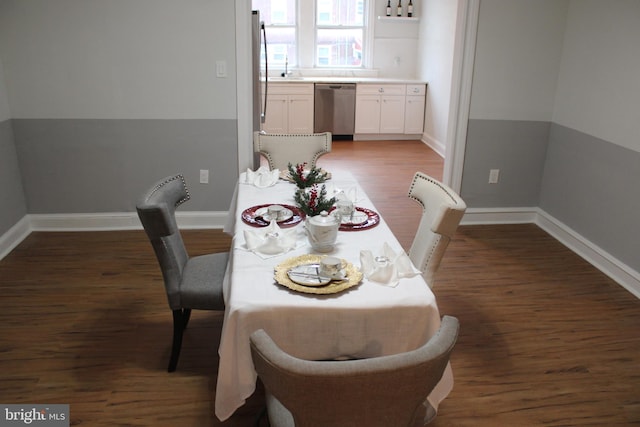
<box><xmin>316</xmin><ymin>0</ymin><xmax>364</xmax><ymax>26</ymax></box>
<box><xmin>265</xmin><ymin>27</ymin><xmax>297</xmax><ymax>67</ymax></box>
<box><xmin>316</xmin><ymin>29</ymin><xmax>362</xmax><ymax>67</ymax></box>
<box><xmin>253</xmin><ymin>0</ymin><xmax>296</xmax><ymax>26</ymax></box>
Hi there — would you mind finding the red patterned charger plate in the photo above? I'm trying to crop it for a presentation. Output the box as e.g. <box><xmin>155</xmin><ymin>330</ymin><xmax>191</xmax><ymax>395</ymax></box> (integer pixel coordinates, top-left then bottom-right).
<box><xmin>241</xmin><ymin>204</ymin><xmax>305</xmax><ymax>228</ymax></box>
<box><xmin>337</xmin><ymin>207</ymin><xmax>380</xmax><ymax>231</ymax></box>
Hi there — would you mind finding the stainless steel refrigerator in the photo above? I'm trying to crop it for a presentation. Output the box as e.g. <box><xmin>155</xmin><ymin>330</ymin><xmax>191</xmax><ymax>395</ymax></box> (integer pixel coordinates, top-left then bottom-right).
<box><xmin>251</xmin><ymin>10</ymin><xmax>267</xmax><ymax>168</ymax></box>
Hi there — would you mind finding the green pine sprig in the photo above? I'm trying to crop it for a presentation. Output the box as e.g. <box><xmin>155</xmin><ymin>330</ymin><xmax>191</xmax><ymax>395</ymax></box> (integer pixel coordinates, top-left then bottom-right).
<box><xmin>287</xmin><ymin>162</ymin><xmax>329</xmax><ymax>189</ymax></box>
<box><xmin>294</xmin><ymin>184</ymin><xmax>336</xmax><ymax>217</ymax></box>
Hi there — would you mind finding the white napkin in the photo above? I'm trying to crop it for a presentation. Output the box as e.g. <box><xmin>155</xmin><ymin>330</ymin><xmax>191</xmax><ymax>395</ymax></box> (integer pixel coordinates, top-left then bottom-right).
<box><xmin>244</xmin><ymin>166</ymin><xmax>280</xmax><ymax>188</ymax></box>
<box><xmin>360</xmin><ymin>242</ymin><xmax>421</xmax><ymax>287</ymax></box>
<box><xmin>243</xmin><ymin>220</ymin><xmax>298</xmax><ymax>258</ymax></box>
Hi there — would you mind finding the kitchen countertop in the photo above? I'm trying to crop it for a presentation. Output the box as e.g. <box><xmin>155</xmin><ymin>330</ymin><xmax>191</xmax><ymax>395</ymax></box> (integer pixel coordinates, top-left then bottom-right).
<box><xmin>267</xmin><ymin>76</ymin><xmax>426</xmax><ymax>85</ymax></box>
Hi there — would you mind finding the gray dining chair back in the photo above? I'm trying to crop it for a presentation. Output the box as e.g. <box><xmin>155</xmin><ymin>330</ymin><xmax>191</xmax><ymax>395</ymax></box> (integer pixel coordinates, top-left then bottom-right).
<box><xmin>407</xmin><ymin>172</ymin><xmax>466</xmax><ymax>288</ymax></box>
<box><xmin>136</xmin><ymin>174</ymin><xmax>228</xmax><ymax>372</ymax></box>
<box><xmin>250</xmin><ymin>316</ymin><xmax>460</xmax><ymax>427</ymax></box>
<box><xmin>253</xmin><ymin>131</ymin><xmax>332</xmax><ymax>171</ymax></box>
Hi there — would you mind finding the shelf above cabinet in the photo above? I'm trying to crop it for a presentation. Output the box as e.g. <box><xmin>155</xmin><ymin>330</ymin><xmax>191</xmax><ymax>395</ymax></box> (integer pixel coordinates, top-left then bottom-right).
<box><xmin>377</xmin><ymin>16</ymin><xmax>419</xmax><ymax>22</ymax></box>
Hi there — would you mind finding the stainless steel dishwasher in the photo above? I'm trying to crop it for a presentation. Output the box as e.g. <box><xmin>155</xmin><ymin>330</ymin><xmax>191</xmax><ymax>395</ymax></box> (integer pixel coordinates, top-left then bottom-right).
<box><xmin>314</xmin><ymin>83</ymin><xmax>356</xmax><ymax>137</ymax></box>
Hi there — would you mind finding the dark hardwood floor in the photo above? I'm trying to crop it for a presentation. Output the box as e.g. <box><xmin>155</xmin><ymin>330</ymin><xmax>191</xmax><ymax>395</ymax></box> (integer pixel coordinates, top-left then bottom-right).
<box><xmin>1</xmin><ymin>140</ymin><xmax>638</xmax><ymax>426</ymax></box>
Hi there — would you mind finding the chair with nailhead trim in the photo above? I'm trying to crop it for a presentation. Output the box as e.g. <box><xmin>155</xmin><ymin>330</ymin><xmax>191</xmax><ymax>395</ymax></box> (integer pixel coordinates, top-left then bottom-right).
<box><xmin>253</xmin><ymin>131</ymin><xmax>332</xmax><ymax>171</ymax></box>
<box><xmin>407</xmin><ymin>172</ymin><xmax>466</xmax><ymax>288</ymax></box>
<box><xmin>136</xmin><ymin>174</ymin><xmax>228</xmax><ymax>372</ymax></box>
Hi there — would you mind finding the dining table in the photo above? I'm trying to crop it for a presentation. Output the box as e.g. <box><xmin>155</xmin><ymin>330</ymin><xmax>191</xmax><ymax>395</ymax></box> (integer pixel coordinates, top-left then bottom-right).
<box><xmin>215</xmin><ymin>168</ymin><xmax>453</xmax><ymax>423</ymax></box>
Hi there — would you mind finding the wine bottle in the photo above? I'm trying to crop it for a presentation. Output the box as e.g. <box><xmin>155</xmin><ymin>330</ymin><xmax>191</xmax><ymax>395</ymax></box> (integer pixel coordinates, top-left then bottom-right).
<box><xmin>386</xmin><ymin>0</ymin><xmax>391</xmax><ymax>16</ymax></box>
<box><xmin>397</xmin><ymin>0</ymin><xmax>402</xmax><ymax>17</ymax></box>
<box><xmin>407</xmin><ymin>0</ymin><xmax>414</xmax><ymax>17</ymax></box>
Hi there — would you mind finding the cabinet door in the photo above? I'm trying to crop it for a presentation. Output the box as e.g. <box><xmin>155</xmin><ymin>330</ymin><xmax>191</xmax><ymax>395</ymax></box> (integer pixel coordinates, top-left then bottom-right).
<box><xmin>355</xmin><ymin>95</ymin><xmax>381</xmax><ymax>133</ymax></box>
<box><xmin>379</xmin><ymin>96</ymin><xmax>405</xmax><ymax>134</ymax></box>
<box><xmin>404</xmin><ymin>95</ymin><xmax>425</xmax><ymax>134</ymax></box>
<box><xmin>288</xmin><ymin>95</ymin><xmax>314</xmax><ymax>133</ymax></box>
<box><xmin>262</xmin><ymin>94</ymin><xmax>288</xmax><ymax>134</ymax></box>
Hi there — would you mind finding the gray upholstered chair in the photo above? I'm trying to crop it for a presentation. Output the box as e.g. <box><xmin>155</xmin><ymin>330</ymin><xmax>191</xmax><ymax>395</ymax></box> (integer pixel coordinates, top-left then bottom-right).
<box><xmin>250</xmin><ymin>316</ymin><xmax>459</xmax><ymax>427</ymax></box>
<box><xmin>136</xmin><ymin>174</ymin><xmax>228</xmax><ymax>372</ymax></box>
<box><xmin>408</xmin><ymin>172</ymin><xmax>466</xmax><ymax>288</ymax></box>
<box><xmin>253</xmin><ymin>131</ymin><xmax>332</xmax><ymax>171</ymax></box>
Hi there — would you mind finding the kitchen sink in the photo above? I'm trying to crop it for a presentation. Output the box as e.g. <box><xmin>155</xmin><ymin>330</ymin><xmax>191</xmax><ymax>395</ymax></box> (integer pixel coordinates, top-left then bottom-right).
<box><xmin>268</xmin><ymin>76</ymin><xmax>307</xmax><ymax>81</ymax></box>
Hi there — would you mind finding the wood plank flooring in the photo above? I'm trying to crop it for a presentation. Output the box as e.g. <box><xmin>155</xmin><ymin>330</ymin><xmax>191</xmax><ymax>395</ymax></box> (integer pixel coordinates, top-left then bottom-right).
<box><xmin>1</xmin><ymin>140</ymin><xmax>638</xmax><ymax>426</ymax></box>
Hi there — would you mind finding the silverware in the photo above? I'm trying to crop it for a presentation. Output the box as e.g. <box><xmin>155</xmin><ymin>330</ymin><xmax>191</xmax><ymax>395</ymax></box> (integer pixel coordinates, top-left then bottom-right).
<box><xmin>288</xmin><ymin>271</ymin><xmax>327</xmax><ymax>280</ymax></box>
<box><xmin>287</xmin><ymin>271</ymin><xmax>347</xmax><ymax>282</ymax></box>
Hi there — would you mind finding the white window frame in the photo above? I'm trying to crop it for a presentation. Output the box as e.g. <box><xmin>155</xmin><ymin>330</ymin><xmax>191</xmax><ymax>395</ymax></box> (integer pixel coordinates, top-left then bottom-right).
<box><xmin>313</xmin><ymin>0</ymin><xmax>367</xmax><ymax>68</ymax></box>
<box><xmin>299</xmin><ymin>0</ymin><xmax>373</xmax><ymax>70</ymax></box>
<box><xmin>258</xmin><ymin>0</ymin><xmax>374</xmax><ymax>72</ymax></box>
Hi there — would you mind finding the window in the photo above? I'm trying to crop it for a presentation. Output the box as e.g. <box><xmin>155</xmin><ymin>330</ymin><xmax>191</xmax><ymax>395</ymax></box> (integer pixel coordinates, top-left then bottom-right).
<box><xmin>253</xmin><ymin>0</ymin><xmax>369</xmax><ymax>71</ymax></box>
<box><xmin>315</xmin><ymin>0</ymin><xmax>364</xmax><ymax>67</ymax></box>
<box><xmin>253</xmin><ymin>0</ymin><xmax>297</xmax><ymax>68</ymax></box>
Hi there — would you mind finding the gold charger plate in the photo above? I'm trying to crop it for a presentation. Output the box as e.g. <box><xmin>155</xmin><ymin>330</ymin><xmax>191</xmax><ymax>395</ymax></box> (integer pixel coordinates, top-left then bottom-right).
<box><xmin>274</xmin><ymin>254</ymin><xmax>363</xmax><ymax>295</ymax></box>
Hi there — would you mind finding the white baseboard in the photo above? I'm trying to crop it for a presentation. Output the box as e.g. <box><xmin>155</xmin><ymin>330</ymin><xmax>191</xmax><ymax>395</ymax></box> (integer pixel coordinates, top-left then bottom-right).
<box><xmin>27</xmin><ymin>211</ymin><xmax>228</xmax><ymax>231</ymax></box>
<box><xmin>2</xmin><ymin>208</ymin><xmax>639</xmax><ymax>299</ymax></box>
<box><xmin>462</xmin><ymin>207</ymin><xmax>640</xmax><ymax>299</ymax></box>
<box><xmin>0</xmin><ymin>216</ymin><xmax>31</xmax><ymax>260</ymax></box>
<box><xmin>461</xmin><ymin>206</ymin><xmax>539</xmax><ymax>225</ymax></box>
<box><xmin>352</xmin><ymin>134</ymin><xmax>422</xmax><ymax>141</ymax></box>
<box><xmin>534</xmin><ymin>209</ymin><xmax>640</xmax><ymax>300</ymax></box>
<box><xmin>0</xmin><ymin>211</ymin><xmax>228</xmax><ymax>260</ymax></box>
<box><xmin>422</xmin><ymin>133</ymin><xmax>446</xmax><ymax>158</ymax></box>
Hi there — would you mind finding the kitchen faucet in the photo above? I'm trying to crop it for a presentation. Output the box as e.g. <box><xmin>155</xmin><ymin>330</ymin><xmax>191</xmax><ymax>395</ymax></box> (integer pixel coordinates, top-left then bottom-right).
<box><xmin>281</xmin><ymin>55</ymin><xmax>292</xmax><ymax>77</ymax></box>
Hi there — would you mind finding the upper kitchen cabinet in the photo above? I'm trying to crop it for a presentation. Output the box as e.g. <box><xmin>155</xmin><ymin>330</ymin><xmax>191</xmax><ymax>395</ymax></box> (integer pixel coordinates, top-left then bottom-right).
<box><xmin>262</xmin><ymin>83</ymin><xmax>314</xmax><ymax>134</ymax></box>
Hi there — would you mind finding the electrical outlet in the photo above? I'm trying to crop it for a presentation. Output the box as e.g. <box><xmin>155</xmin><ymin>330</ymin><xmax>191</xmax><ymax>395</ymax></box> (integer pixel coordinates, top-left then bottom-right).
<box><xmin>489</xmin><ymin>169</ymin><xmax>500</xmax><ymax>184</ymax></box>
<box><xmin>199</xmin><ymin>169</ymin><xmax>209</xmax><ymax>184</ymax></box>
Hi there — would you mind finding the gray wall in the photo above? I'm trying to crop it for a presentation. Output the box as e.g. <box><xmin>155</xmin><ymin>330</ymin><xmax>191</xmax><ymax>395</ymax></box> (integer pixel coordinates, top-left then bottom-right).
<box><xmin>0</xmin><ymin>52</ymin><xmax>27</xmax><ymax>236</ymax></box>
<box><xmin>12</xmin><ymin>119</ymin><xmax>237</xmax><ymax>213</ymax></box>
<box><xmin>462</xmin><ymin>0</ymin><xmax>640</xmax><ymax>273</ymax></box>
<box><xmin>462</xmin><ymin>0</ymin><xmax>567</xmax><ymax>206</ymax></box>
<box><xmin>0</xmin><ymin>0</ymin><xmax>239</xmax><ymax>219</ymax></box>
<box><xmin>541</xmin><ymin>124</ymin><xmax>640</xmax><ymax>271</ymax></box>
<box><xmin>0</xmin><ymin>119</ymin><xmax>26</xmax><ymax>234</ymax></box>
<box><xmin>462</xmin><ymin>119</ymin><xmax>550</xmax><ymax>207</ymax></box>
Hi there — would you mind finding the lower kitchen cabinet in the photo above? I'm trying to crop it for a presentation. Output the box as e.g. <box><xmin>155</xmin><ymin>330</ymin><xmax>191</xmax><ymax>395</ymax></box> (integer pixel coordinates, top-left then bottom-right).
<box><xmin>404</xmin><ymin>84</ymin><xmax>426</xmax><ymax>134</ymax></box>
<box><xmin>262</xmin><ymin>83</ymin><xmax>314</xmax><ymax>134</ymax></box>
<box><xmin>354</xmin><ymin>83</ymin><xmax>426</xmax><ymax>136</ymax></box>
<box><xmin>355</xmin><ymin>84</ymin><xmax>406</xmax><ymax>134</ymax></box>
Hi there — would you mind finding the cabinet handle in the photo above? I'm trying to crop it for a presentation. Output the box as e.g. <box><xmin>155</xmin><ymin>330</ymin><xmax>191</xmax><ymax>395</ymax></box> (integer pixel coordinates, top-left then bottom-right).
<box><xmin>378</xmin><ymin>88</ymin><xmax>384</xmax><ymax>93</ymax></box>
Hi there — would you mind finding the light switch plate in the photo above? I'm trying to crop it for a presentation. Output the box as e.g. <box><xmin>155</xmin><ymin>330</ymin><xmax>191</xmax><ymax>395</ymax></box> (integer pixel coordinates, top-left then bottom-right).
<box><xmin>216</xmin><ymin>60</ymin><xmax>227</xmax><ymax>78</ymax></box>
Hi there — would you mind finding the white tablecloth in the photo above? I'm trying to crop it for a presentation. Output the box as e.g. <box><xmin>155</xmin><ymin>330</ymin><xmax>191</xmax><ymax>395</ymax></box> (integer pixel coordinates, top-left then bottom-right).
<box><xmin>215</xmin><ymin>171</ymin><xmax>453</xmax><ymax>421</ymax></box>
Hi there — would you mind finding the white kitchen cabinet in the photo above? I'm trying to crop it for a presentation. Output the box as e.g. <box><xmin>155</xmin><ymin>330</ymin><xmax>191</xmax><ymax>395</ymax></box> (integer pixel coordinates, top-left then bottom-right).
<box><xmin>262</xmin><ymin>83</ymin><xmax>314</xmax><ymax>134</ymax></box>
<box><xmin>380</xmin><ymin>95</ymin><xmax>406</xmax><ymax>133</ymax></box>
<box><xmin>354</xmin><ymin>94</ymin><xmax>382</xmax><ymax>134</ymax></box>
<box><xmin>355</xmin><ymin>84</ymin><xmax>417</xmax><ymax>135</ymax></box>
<box><xmin>263</xmin><ymin>93</ymin><xmax>288</xmax><ymax>134</ymax></box>
<box><xmin>404</xmin><ymin>84</ymin><xmax>426</xmax><ymax>134</ymax></box>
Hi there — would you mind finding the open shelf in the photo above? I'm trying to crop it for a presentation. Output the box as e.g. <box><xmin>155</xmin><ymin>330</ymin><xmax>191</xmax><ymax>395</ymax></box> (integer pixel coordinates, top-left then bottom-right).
<box><xmin>377</xmin><ymin>16</ymin><xmax>419</xmax><ymax>22</ymax></box>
